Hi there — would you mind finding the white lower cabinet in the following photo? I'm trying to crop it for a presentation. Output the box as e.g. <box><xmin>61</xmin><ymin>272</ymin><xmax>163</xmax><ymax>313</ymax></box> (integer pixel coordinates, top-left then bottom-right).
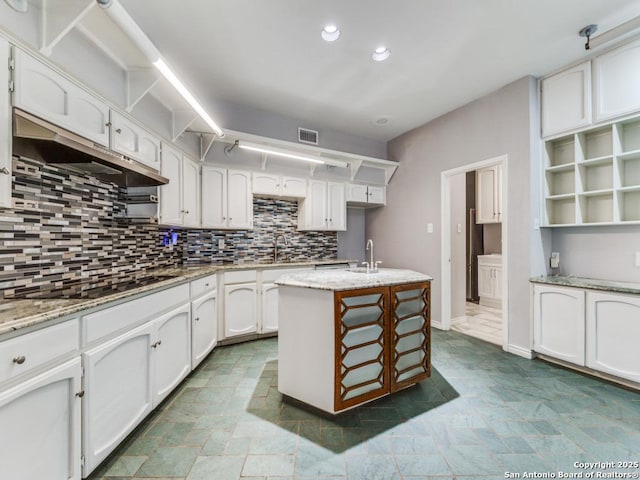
<box><xmin>586</xmin><ymin>292</ymin><xmax>640</xmax><ymax>382</ymax></box>
<box><xmin>477</xmin><ymin>255</ymin><xmax>502</xmax><ymax>308</ymax></box>
<box><xmin>533</xmin><ymin>284</ymin><xmax>586</xmax><ymax>366</ymax></box>
<box><xmin>224</xmin><ymin>283</ymin><xmax>258</xmax><ymax>337</ymax></box>
<box><xmin>83</xmin><ymin>322</ymin><xmax>154</xmax><ymax>475</ymax></box>
<box><xmin>260</xmin><ymin>283</ymin><xmax>279</xmax><ymax>334</ymax></box>
<box><xmin>0</xmin><ymin>358</ymin><xmax>82</xmax><ymax>480</ymax></box>
<box><xmin>191</xmin><ymin>289</ymin><xmax>218</xmax><ymax>368</ymax></box>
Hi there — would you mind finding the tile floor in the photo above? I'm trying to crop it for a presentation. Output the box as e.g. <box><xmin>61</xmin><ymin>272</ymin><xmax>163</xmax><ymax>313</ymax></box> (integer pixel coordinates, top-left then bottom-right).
<box><xmin>88</xmin><ymin>330</ymin><xmax>640</xmax><ymax>480</ymax></box>
<box><xmin>451</xmin><ymin>302</ymin><xmax>503</xmax><ymax>346</ymax></box>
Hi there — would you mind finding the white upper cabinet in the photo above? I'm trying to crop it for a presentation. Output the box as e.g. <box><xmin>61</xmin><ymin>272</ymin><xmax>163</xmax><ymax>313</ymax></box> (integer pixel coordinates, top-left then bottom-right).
<box><xmin>0</xmin><ymin>37</ymin><xmax>11</xmax><ymax>209</ymax></box>
<box><xmin>201</xmin><ymin>167</ymin><xmax>252</xmax><ymax>229</ymax></box>
<box><xmin>252</xmin><ymin>172</ymin><xmax>306</xmax><ymax>198</ymax></box>
<box><xmin>476</xmin><ymin>165</ymin><xmax>502</xmax><ymax>224</ymax></box>
<box><xmin>182</xmin><ymin>156</ymin><xmax>201</xmax><ymax>228</ymax></box>
<box><xmin>327</xmin><ymin>181</ymin><xmax>346</xmax><ymax>230</ymax></box>
<box><xmin>594</xmin><ymin>38</ymin><xmax>640</xmax><ymax>122</ymax></box>
<box><xmin>298</xmin><ymin>180</ymin><xmax>346</xmax><ymax>231</ymax></box>
<box><xmin>13</xmin><ymin>49</ymin><xmax>109</xmax><ymax>146</ymax></box>
<box><xmin>159</xmin><ymin>144</ymin><xmax>183</xmax><ymax>226</ymax></box>
<box><xmin>346</xmin><ymin>184</ymin><xmax>386</xmax><ymax>206</ymax></box>
<box><xmin>541</xmin><ymin>62</ymin><xmax>592</xmax><ymax>138</ymax></box>
<box><xmin>109</xmin><ymin>110</ymin><xmax>161</xmax><ymax>170</ymax></box>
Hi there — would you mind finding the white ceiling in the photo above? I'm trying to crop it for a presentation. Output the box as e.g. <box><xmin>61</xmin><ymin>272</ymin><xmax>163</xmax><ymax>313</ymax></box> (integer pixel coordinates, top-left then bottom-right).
<box><xmin>118</xmin><ymin>0</ymin><xmax>640</xmax><ymax>142</ymax></box>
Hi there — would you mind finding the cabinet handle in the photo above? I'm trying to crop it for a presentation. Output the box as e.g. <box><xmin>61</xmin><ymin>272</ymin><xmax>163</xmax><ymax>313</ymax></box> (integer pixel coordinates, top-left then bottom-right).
<box><xmin>204</xmin><ymin>283</ymin><xmax>209</xmax><ymax>287</ymax></box>
<box><xmin>12</xmin><ymin>355</ymin><xmax>26</xmax><ymax>365</ymax></box>
<box><xmin>0</xmin><ymin>167</ymin><xmax>9</xmax><ymax>175</ymax></box>
<box><xmin>105</xmin><ymin>122</ymin><xmax>112</xmax><ymax>127</ymax></box>
<box><xmin>75</xmin><ymin>390</ymin><xmax>85</xmax><ymax>398</ymax></box>
<box><xmin>151</xmin><ymin>340</ymin><xmax>162</xmax><ymax>348</ymax></box>
<box><xmin>195</xmin><ymin>317</ymin><xmax>200</xmax><ymax>322</ymax></box>
<box><xmin>115</xmin><ymin>128</ymin><xmax>122</xmax><ymax>134</ymax></box>
<box><xmin>184</xmin><ymin>210</ymin><xmax>189</xmax><ymax>214</ymax></box>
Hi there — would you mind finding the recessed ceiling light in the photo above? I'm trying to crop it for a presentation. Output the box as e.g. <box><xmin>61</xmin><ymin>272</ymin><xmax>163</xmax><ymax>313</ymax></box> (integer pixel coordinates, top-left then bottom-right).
<box><xmin>373</xmin><ymin>116</ymin><xmax>391</xmax><ymax>126</ymax></box>
<box><xmin>372</xmin><ymin>46</ymin><xmax>390</xmax><ymax>61</ymax></box>
<box><xmin>321</xmin><ymin>25</ymin><xmax>340</xmax><ymax>42</ymax></box>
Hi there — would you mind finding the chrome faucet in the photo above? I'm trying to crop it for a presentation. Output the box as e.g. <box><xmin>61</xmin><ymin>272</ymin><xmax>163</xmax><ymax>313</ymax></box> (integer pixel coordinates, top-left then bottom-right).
<box><xmin>364</xmin><ymin>238</ymin><xmax>382</xmax><ymax>272</ymax></box>
<box><xmin>274</xmin><ymin>234</ymin><xmax>288</xmax><ymax>262</ymax></box>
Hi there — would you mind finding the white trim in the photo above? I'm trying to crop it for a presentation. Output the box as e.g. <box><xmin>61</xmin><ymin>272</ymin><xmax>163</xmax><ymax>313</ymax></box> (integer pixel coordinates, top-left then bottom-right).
<box><xmin>506</xmin><ymin>344</ymin><xmax>535</xmax><ymax>359</ymax></box>
<box><xmin>440</xmin><ymin>155</ymin><xmax>510</xmax><ymax>352</ymax></box>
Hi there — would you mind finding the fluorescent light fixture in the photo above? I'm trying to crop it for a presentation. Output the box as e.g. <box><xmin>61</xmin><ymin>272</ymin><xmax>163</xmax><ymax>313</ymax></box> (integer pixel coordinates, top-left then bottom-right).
<box><xmin>321</xmin><ymin>24</ymin><xmax>340</xmax><ymax>42</ymax></box>
<box><xmin>237</xmin><ymin>141</ymin><xmax>348</xmax><ymax>168</ymax></box>
<box><xmin>153</xmin><ymin>59</ymin><xmax>224</xmax><ymax>137</ymax></box>
<box><xmin>588</xmin><ymin>15</ymin><xmax>640</xmax><ymax>50</ymax></box>
<box><xmin>98</xmin><ymin>0</ymin><xmax>224</xmax><ymax>138</ymax></box>
<box><xmin>372</xmin><ymin>46</ymin><xmax>390</xmax><ymax>61</ymax></box>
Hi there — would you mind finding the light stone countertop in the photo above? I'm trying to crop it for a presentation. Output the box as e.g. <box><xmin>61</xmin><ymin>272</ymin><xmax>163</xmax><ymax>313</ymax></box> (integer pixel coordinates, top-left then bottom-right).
<box><xmin>530</xmin><ymin>275</ymin><xmax>640</xmax><ymax>295</ymax></box>
<box><xmin>0</xmin><ymin>259</ymin><xmax>354</xmax><ymax>337</ymax></box>
<box><xmin>275</xmin><ymin>268</ymin><xmax>432</xmax><ymax>291</ymax></box>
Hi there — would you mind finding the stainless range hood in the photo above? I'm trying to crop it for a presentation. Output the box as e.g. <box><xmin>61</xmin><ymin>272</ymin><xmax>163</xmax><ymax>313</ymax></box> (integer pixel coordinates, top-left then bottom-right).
<box><xmin>12</xmin><ymin>109</ymin><xmax>169</xmax><ymax>187</ymax></box>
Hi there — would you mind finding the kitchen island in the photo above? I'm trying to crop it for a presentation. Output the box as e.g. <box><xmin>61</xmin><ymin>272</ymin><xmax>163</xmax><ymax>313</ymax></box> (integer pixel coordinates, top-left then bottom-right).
<box><xmin>276</xmin><ymin>268</ymin><xmax>432</xmax><ymax>413</ymax></box>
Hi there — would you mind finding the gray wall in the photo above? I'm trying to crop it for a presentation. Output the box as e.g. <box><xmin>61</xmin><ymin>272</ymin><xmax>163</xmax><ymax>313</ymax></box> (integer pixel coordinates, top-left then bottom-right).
<box><xmin>367</xmin><ymin>76</ymin><xmax>547</xmax><ymax>353</ymax></box>
<box><xmin>550</xmin><ymin>226</ymin><xmax>640</xmax><ymax>282</ymax></box>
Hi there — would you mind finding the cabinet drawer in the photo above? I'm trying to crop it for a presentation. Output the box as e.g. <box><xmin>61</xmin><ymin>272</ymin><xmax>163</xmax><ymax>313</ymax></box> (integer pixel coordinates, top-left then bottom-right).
<box><xmin>82</xmin><ymin>284</ymin><xmax>189</xmax><ymax>345</ymax></box>
<box><xmin>190</xmin><ymin>274</ymin><xmax>217</xmax><ymax>298</ymax></box>
<box><xmin>262</xmin><ymin>267</ymin><xmax>313</xmax><ymax>283</ymax></box>
<box><xmin>224</xmin><ymin>270</ymin><xmax>257</xmax><ymax>284</ymax></box>
<box><xmin>0</xmin><ymin>320</ymin><xmax>79</xmax><ymax>383</ymax></box>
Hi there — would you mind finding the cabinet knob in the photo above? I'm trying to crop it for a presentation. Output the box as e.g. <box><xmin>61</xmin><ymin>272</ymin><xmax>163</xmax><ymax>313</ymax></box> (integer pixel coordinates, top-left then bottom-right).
<box><xmin>184</xmin><ymin>210</ymin><xmax>189</xmax><ymax>214</ymax></box>
<box><xmin>75</xmin><ymin>390</ymin><xmax>85</xmax><ymax>398</ymax></box>
<box><xmin>12</xmin><ymin>355</ymin><xmax>26</xmax><ymax>365</ymax></box>
<box><xmin>0</xmin><ymin>167</ymin><xmax>9</xmax><ymax>175</ymax></box>
<box><xmin>105</xmin><ymin>122</ymin><xmax>112</xmax><ymax>127</ymax></box>
<box><xmin>115</xmin><ymin>128</ymin><xmax>122</xmax><ymax>134</ymax></box>
<box><xmin>195</xmin><ymin>317</ymin><xmax>200</xmax><ymax>322</ymax></box>
<box><xmin>151</xmin><ymin>340</ymin><xmax>162</xmax><ymax>348</ymax></box>
<box><xmin>204</xmin><ymin>283</ymin><xmax>209</xmax><ymax>287</ymax></box>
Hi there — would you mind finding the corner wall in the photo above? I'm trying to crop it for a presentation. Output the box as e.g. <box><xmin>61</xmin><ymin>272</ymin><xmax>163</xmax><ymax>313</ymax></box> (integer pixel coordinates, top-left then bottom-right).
<box><xmin>367</xmin><ymin>76</ymin><xmax>546</xmax><ymax>352</ymax></box>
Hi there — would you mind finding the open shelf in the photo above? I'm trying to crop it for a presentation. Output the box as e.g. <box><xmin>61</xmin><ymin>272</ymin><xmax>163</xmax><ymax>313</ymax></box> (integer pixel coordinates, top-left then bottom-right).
<box><xmin>546</xmin><ymin>169</ymin><xmax>575</xmax><ymax>196</ymax></box>
<box><xmin>616</xmin><ymin>118</ymin><xmax>640</xmax><ymax>153</ymax></box>
<box><xmin>578</xmin><ymin>160</ymin><xmax>613</xmax><ymax>193</ymax></box>
<box><xmin>618</xmin><ymin>155</ymin><xmax>640</xmax><ymax>187</ymax></box>
<box><xmin>578</xmin><ymin>126</ymin><xmax>613</xmax><ymax>161</ymax></box>
<box><xmin>545</xmin><ymin>135</ymin><xmax>575</xmax><ymax>167</ymax></box>
<box><xmin>619</xmin><ymin>191</ymin><xmax>640</xmax><ymax>222</ymax></box>
<box><xmin>578</xmin><ymin>192</ymin><xmax>613</xmax><ymax>224</ymax></box>
<box><xmin>546</xmin><ymin>198</ymin><xmax>576</xmax><ymax>225</ymax></box>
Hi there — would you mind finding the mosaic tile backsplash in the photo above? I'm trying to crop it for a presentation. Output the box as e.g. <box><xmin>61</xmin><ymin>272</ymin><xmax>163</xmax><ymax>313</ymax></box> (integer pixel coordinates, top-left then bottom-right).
<box><xmin>0</xmin><ymin>157</ymin><xmax>337</xmax><ymax>298</ymax></box>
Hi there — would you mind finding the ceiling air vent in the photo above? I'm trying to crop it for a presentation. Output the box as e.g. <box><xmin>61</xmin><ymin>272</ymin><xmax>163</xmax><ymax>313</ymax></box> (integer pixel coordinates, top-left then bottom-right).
<box><xmin>298</xmin><ymin>127</ymin><xmax>318</xmax><ymax>145</ymax></box>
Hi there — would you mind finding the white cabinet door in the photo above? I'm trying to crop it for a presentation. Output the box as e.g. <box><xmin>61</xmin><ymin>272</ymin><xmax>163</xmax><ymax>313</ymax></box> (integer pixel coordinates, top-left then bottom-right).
<box><xmin>13</xmin><ymin>49</ymin><xmax>109</xmax><ymax>146</ymax></box>
<box><xmin>347</xmin><ymin>184</ymin><xmax>368</xmax><ymax>203</ymax></box>
<box><xmin>532</xmin><ymin>285</ymin><xmax>585</xmax><ymax>366</ymax></box>
<box><xmin>594</xmin><ymin>39</ymin><xmax>640</xmax><ymax>122</ymax></box>
<box><xmin>182</xmin><ymin>156</ymin><xmax>201</xmax><ymax>228</ymax></box>
<box><xmin>477</xmin><ymin>265</ymin><xmax>494</xmax><ymax>299</ymax></box>
<box><xmin>159</xmin><ymin>144</ymin><xmax>183</xmax><ymax>226</ymax></box>
<box><xmin>83</xmin><ymin>323</ymin><xmax>154</xmax><ymax>475</ymax></box>
<box><xmin>227</xmin><ymin>170</ymin><xmax>252</xmax><ymax>229</ymax></box>
<box><xmin>541</xmin><ymin>61</ymin><xmax>592</xmax><ymax>137</ymax></box>
<box><xmin>110</xmin><ymin>110</ymin><xmax>160</xmax><ymax>169</ymax></box>
<box><xmin>252</xmin><ymin>172</ymin><xmax>280</xmax><ymax>196</ymax></box>
<box><xmin>191</xmin><ymin>290</ymin><xmax>217</xmax><ymax>368</ymax></box>
<box><xmin>153</xmin><ymin>304</ymin><xmax>191</xmax><ymax>406</ymax></box>
<box><xmin>281</xmin><ymin>176</ymin><xmax>307</xmax><ymax>197</ymax></box>
<box><xmin>586</xmin><ymin>292</ymin><xmax>640</xmax><ymax>382</ymax></box>
<box><xmin>327</xmin><ymin>181</ymin><xmax>346</xmax><ymax>230</ymax></box>
<box><xmin>493</xmin><ymin>266</ymin><xmax>503</xmax><ymax>301</ymax></box>
<box><xmin>201</xmin><ymin>166</ymin><xmax>227</xmax><ymax>228</ymax></box>
<box><xmin>260</xmin><ymin>283</ymin><xmax>279</xmax><ymax>334</ymax></box>
<box><xmin>307</xmin><ymin>180</ymin><xmax>328</xmax><ymax>230</ymax></box>
<box><xmin>0</xmin><ymin>358</ymin><xmax>81</xmax><ymax>480</ymax></box>
<box><xmin>476</xmin><ymin>165</ymin><xmax>501</xmax><ymax>224</ymax></box>
<box><xmin>224</xmin><ymin>283</ymin><xmax>257</xmax><ymax>337</ymax></box>
<box><xmin>0</xmin><ymin>37</ymin><xmax>10</xmax><ymax>209</ymax></box>
<box><xmin>368</xmin><ymin>185</ymin><xmax>386</xmax><ymax>205</ymax></box>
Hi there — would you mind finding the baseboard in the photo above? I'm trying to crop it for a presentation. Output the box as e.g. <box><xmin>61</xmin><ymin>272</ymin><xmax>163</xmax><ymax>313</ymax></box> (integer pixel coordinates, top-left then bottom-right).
<box><xmin>431</xmin><ymin>320</ymin><xmax>445</xmax><ymax>330</ymax></box>
<box><xmin>505</xmin><ymin>343</ymin><xmax>535</xmax><ymax>359</ymax></box>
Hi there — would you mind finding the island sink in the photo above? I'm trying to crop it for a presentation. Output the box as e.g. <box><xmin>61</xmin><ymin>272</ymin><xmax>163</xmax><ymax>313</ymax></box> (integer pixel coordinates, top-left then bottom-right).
<box><xmin>276</xmin><ymin>268</ymin><xmax>432</xmax><ymax>413</ymax></box>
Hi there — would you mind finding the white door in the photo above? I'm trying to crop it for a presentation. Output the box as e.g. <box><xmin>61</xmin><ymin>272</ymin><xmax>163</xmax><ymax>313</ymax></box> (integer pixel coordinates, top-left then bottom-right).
<box><xmin>327</xmin><ymin>182</ymin><xmax>346</xmax><ymax>230</ymax></box>
<box><xmin>159</xmin><ymin>144</ymin><xmax>183</xmax><ymax>226</ymax></box>
<box><xmin>201</xmin><ymin>166</ymin><xmax>227</xmax><ymax>228</ymax></box>
<box><xmin>252</xmin><ymin>172</ymin><xmax>280</xmax><ymax>196</ymax></box>
<box><xmin>368</xmin><ymin>186</ymin><xmax>386</xmax><ymax>205</ymax></box>
<box><xmin>13</xmin><ymin>49</ymin><xmax>109</xmax><ymax>146</ymax></box>
<box><xmin>0</xmin><ymin>37</ymin><xmax>10</xmax><ymax>208</ymax></box>
<box><xmin>154</xmin><ymin>304</ymin><xmax>191</xmax><ymax>406</ymax></box>
<box><xmin>307</xmin><ymin>180</ymin><xmax>328</xmax><ymax>230</ymax></box>
<box><xmin>533</xmin><ymin>285</ymin><xmax>585</xmax><ymax>366</ymax></box>
<box><xmin>224</xmin><ymin>283</ymin><xmax>257</xmax><ymax>337</ymax></box>
<box><xmin>477</xmin><ymin>265</ymin><xmax>494</xmax><ymax>299</ymax></box>
<box><xmin>476</xmin><ymin>166</ymin><xmax>499</xmax><ymax>224</ymax></box>
<box><xmin>182</xmin><ymin>156</ymin><xmax>201</xmax><ymax>228</ymax></box>
<box><xmin>0</xmin><ymin>358</ymin><xmax>82</xmax><ymax>480</ymax></box>
<box><xmin>282</xmin><ymin>176</ymin><xmax>307</xmax><ymax>197</ymax></box>
<box><xmin>227</xmin><ymin>170</ymin><xmax>252</xmax><ymax>229</ymax></box>
<box><xmin>83</xmin><ymin>323</ymin><xmax>154</xmax><ymax>475</ymax></box>
<box><xmin>191</xmin><ymin>290</ymin><xmax>218</xmax><ymax>368</ymax></box>
<box><xmin>586</xmin><ymin>292</ymin><xmax>640</xmax><ymax>382</ymax></box>
<box><xmin>541</xmin><ymin>61</ymin><xmax>592</xmax><ymax>136</ymax></box>
<box><xmin>594</xmin><ymin>39</ymin><xmax>640</xmax><ymax>122</ymax></box>
<box><xmin>261</xmin><ymin>283</ymin><xmax>279</xmax><ymax>334</ymax></box>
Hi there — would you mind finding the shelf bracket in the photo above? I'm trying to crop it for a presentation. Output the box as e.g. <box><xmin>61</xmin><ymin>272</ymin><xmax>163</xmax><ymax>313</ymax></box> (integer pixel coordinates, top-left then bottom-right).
<box><xmin>384</xmin><ymin>164</ymin><xmax>398</xmax><ymax>184</ymax></box>
<box><xmin>126</xmin><ymin>68</ymin><xmax>161</xmax><ymax>112</ymax></box>
<box><xmin>40</xmin><ymin>0</ymin><xmax>96</xmax><ymax>56</ymax></box>
<box><xmin>171</xmin><ymin>110</ymin><xmax>197</xmax><ymax>142</ymax></box>
<box><xmin>309</xmin><ymin>164</ymin><xmax>318</xmax><ymax>176</ymax></box>
<box><xmin>199</xmin><ymin>133</ymin><xmax>216</xmax><ymax>161</ymax></box>
<box><xmin>260</xmin><ymin>153</ymin><xmax>269</xmax><ymax>170</ymax></box>
<box><xmin>349</xmin><ymin>159</ymin><xmax>363</xmax><ymax>181</ymax></box>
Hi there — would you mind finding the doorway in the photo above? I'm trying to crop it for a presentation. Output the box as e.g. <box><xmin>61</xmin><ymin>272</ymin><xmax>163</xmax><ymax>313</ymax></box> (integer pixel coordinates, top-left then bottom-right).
<box><xmin>440</xmin><ymin>155</ymin><xmax>508</xmax><ymax>350</ymax></box>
